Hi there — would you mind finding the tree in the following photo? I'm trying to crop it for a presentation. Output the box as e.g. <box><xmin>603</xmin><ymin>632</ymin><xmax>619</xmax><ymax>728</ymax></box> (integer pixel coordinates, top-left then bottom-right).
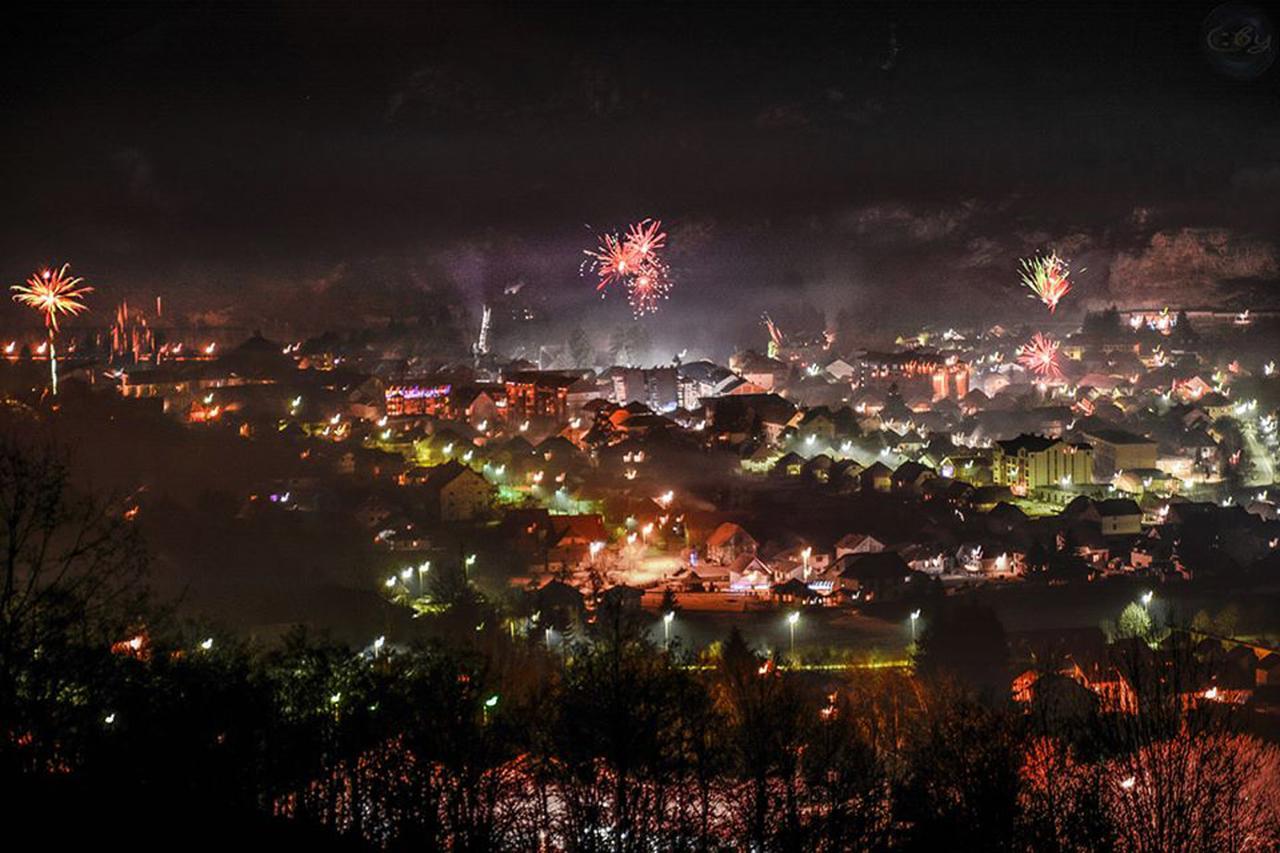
<box><xmin>567</xmin><ymin>326</ymin><xmax>593</xmax><ymax>369</ymax></box>
<box><xmin>0</xmin><ymin>429</ymin><xmax>148</xmax><ymax>775</ymax></box>
<box><xmin>658</xmin><ymin>587</ymin><xmax>679</xmax><ymax>616</ymax></box>
<box><xmin>1116</xmin><ymin>602</ymin><xmax>1152</xmax><ymax>642</ymax></box>
<box><xmin>1082</xmin><ymin>306</ymin><xmax>1122</xmax><ymax>338</ymax></box>
<box><xmin>896</xmin><ymin>692</ymin><xmax>1024</xmax><ymax>850</ymax></box>
<box><xmin>913</xmin><ymin>602</ymin><xmax>1010</xmax><ymax>694</ymax></box>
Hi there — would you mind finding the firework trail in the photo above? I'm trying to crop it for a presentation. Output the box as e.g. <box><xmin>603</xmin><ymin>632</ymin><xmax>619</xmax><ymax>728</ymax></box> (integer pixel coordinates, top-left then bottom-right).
<box><xmin>1020</xmin><ymin>252</ymin><xmax>1073</xmax><ymax>313</ymax></box>
<box><xmin>1018</xmin><ymin>332</ymin><xmax>1063</xmax><ymax>379</ymax></box>
<box><xmin>11</xmin><ymin>263</ymin><xmax>93</xmax><ymax>395</ymax></box>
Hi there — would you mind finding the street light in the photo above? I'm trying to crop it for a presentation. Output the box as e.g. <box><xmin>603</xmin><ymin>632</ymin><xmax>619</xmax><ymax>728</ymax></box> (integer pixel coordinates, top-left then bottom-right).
<box><xmin>663</xmin><ymin>611</ymin><xmax>674</xmax><ymax>649</ymax></box>
<box><xmin>787</xmin><ymin>611</ymin><xmax>800</xmax><ymax>657</ymax></box>
<box><xmin>417</xmin><ymin>560</ymin><xmax>431</xmax><ymax>591</ymax></box>
<box><xmin>465</xmin><ymin>554</ymin><xmax>477</xmax><ymax>580</ymax></box>
<box><xmin>483</xmin><ymin>693</ymin><xmax>499</xmax><ymax>723</ymax></box>
<box><xmin>373</xmin><ymin>635</ymin><xmax>385</xmax><ymax>658</ymax></box>
<box><xmin>1141</xmin><ymin>591</ymin><xmax>1153</xmax><ymax>608</ymax></box>
<box><xmin>910</xmin><ymin>609</ymin><xmax>921</xmax><ymax>641</ymax></box>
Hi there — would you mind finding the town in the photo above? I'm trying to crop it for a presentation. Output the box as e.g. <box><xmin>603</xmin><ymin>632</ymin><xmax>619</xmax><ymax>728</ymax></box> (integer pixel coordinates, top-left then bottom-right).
<box><xmin>8</xmin><ymin>295</ymin><xmax>1279</xmax><ymax>687</ymax></box>
<box><xmin>7</xmin><ymin>2</ymin><xmax>1280</xmax><ymax>848</ymax></box>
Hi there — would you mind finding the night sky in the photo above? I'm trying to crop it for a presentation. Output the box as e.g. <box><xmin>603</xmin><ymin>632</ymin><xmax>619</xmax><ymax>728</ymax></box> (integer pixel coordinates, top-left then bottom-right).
<box><xmin>3</xmin><ymin>2</ymin><xmax>1278</xmax><ymax>353</ymax></box>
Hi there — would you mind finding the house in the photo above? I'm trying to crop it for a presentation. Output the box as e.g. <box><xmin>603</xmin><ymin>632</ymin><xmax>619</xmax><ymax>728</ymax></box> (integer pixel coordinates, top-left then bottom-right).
<box><xmin>727</xmin><ymin>554</ymin><xmax>774</xmax><ymax>593</ymax></box>
<box><xmin>771</xmin><ymin>452</ymin><xmax>806</xmax><ymax>478</ymax></box>
<box><xmin>773</xmin><ymin>578</ymin><xmax>819</xmax><ymax>604</ymax></box>
<box><xmin>835</xmin><ymin>551</ymin><xmax>917</xmax><ymax>602</ymax></box>
<box><xmin>413</xmin><ymin>461</ymin><xmax>494</xmax><ymax>522</ymax></box>
<box><xmin>535</xmin><ymin>580</ymin><xmax>586</xmax><ymax>620</ymax></box>
<box><xmin>599</xmin><ymin>584</ymin><xmax>645</xmax><ymax>611</ymax></box>
<box><xmin>830</xmin><ymin>459</ymin><xmax>865</xmax><ymax>492</ymax></box>
<box><xmin>900</xmin><ymin>543</ymin><xmax>951</xmax><ymax>575</ymax></box>
<box><xmin>834</xmin><ymin>533</ymin><xmax>886</xmax><ymax>559</ymax></box>
<box><xmin>861</xmin><ymin>461</ymin><xmax>893</xmax><ymax>493</ymax></box>
<box><xmin>550</xmin><ymin>515</ymin><xmax>608</xmax><ymax>565</ymax></box>
<box><xmin>801</xmin><ymin>454</ymin><xmax>835</xmax><ymax>484</ymax></box>
<box><xmin>892</xmin><ymin>460</ymin><xmax>935</xmax><ymax>494</ymax></box>
<box><xmin>704</xmin><ymin>522</ymin><xmax>759</xmax><ymax>564</ymax></box>
<box><xmin>702</xmin><ymin>393</ymin><xmax>798</xmax><ymax>445</ymax></box>
<box><xmin>823</xmin><ymin>358</ymin><xmax>856</xmax><ymax>381</ymax></box>
<box><xmin>1258</xmin><ymin>654</ymin><xmax>1280</xmax><ymax>687</ymax></box>
<box><xmin>1095</xmin><ymin>498</ymin><xmax>1143</xmax><ymax>536</ymax></box>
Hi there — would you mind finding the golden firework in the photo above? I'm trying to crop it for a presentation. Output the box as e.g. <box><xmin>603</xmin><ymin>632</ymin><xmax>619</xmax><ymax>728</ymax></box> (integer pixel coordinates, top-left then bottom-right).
<box><xmin>11</xmin><ymin>263</ymin><xmax>93</xmax><ymax>331</ymax></box>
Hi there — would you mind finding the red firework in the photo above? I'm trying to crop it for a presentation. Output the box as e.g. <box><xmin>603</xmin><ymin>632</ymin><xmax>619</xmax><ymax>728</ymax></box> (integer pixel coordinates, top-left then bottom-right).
<box><xmin>584</xmin><ymin>232</ymin><xmax>635</xmax><ymax>291</ymax></box>
<box><xmin>583</xmin><ymin>219</ymin><xmax>675</xmax><ymax>315</ymax></box>
<box><xmin>624</xmin><ymin>219</ymin><xmax>666</xmax><ymax>260</ymax></box>
<box><xmin>1018</xmin><ymin>332</ymin><xmax>1062</xmax><ymax>378</ymax></box>
<box><xmin>627</xmin><ymin>259</ymin><xmax>672</xmax><ymax>316</ymax></box>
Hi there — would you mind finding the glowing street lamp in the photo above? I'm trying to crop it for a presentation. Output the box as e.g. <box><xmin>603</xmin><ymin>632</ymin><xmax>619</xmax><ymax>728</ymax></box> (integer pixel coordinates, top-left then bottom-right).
<box><xmin>373</xmin><ymin>635</ymin><xmax>385</xmax><ymax>658</ymax></box>
<box><xmin>787</xmin><ymin>611</ymin><xmax>800</xmax><ymax>657</ymax></box>
<box><xmin>910</xmin><ymin>609</ymin><xmax>921</xmax><ymax>641</ymax></box>
<box><xmin>417</xmin><ymin>560</ymin><xmax>430</xmax><ymax>590</ymax></box>
<box><xmin>663</xmin><ymin>611</ymin><xmax>674</xmax><ymax>648</ymax></box>
<box><xmin>1140</xmin><ymin>590</ymin><xmax>1153</xmax><ymax>608</ymax></box>
<box><xmin>483</xmin><ymin>693</ymin><xmax>499</xmax><ymax>724</ymax></box>
<box><xmin>199</xmin><ymin>637</ymin><xmax>214</xmax><ymax>651</ymax></box>
<box><xmin>465</xmin><ymin>553</ymin><xmax>477</xmax><ymax>580</ymax></box>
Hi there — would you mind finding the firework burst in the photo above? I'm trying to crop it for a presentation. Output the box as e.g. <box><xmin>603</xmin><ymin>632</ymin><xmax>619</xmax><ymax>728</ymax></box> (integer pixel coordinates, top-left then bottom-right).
<box><xmin>627</xmin><ymin>259</ymin><xmax>672</xmax><ymax>316</ymax></box>
<box><xmin>1020</xmin><ymin>252</ymin><xmax>1073</xmax><ymax>313</ymax></box>
<box><xmin>582</xmin><ymin>219</ymin><xmax>674</xmax><ymax>316</ymax></box>
<box><xmin>1018</xmin><ymin>332</ymin><xmax>1063</xmax><ymax>379</ymax></box>
<box><xmin>583</xmin><ymin>232</ymin><xmax>634</xmax><ymax>292</ymax></box>
<box><xmin>11</xmin><ymin>263</ymin><xmax>94</xmax><ymax>395</ymax></box>
<box><xmin>12</xmin><ymin>264</ymin><xmax>93</xmax><ymax>331</ymax></box>
<box><xmin>624</xmin><ymin>218</ymin><xmax>666</xmax><ymax>260</ymax></box>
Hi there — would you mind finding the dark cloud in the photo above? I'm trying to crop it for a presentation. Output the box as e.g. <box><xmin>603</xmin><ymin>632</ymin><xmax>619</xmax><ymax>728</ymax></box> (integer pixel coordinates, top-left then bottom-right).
<box><xmin>0</xmin><ymin>2</ymin><xmax>1277</xmax><ymax>350</ymax></box>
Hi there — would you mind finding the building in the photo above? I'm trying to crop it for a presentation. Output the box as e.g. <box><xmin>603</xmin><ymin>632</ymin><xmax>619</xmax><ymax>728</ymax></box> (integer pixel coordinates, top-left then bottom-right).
<box><xmin>834</xmin><ymin>551</ymin><xmax>916</xmax><ymax>602</ymax></box>
<box><xmin>834</xmin><ymin>533</ymin><xmax>886</xmax><ymax>559</ymax></box>
<box><xmin>385</xmin><ymin>382</ymin><xmax>453</xmax><ymax>417</ymax></box>
<box><xmin>854</xmin><ymin>350</ymin><xmax>972</xmax><ymax>402</ymax></box>
<box><xmin>1085</xmin><ymin>428</ymin><xmax>1158</xmax><ymax>479</ymax></box>
<box><xmin>993</xmin><ymin>434</ymin><xmax>1093</xmax><ymax>493</ymax></box>
<box><xmin>414</xmin><ymin>461</ymin><xmax>494</xmax><ymax>522</ymax></box>
<box><xmin>610</xmin><ymin>366</ymin><xmax>686</xmax><ymax>413</ymax></box>
<box><xmin>706</xmin><ymin>522</ymin><xmax>759</xmax><ymax>564</ymax></box>
<box><xmin>1095</xmin><ymin>498</ymin><xmax>1143</xmax><ymax>535</ymax></box>
<box><xmin>503</xmin><ymin>371</ymin><xmax>580</xmax><ymax>424</ymax></box>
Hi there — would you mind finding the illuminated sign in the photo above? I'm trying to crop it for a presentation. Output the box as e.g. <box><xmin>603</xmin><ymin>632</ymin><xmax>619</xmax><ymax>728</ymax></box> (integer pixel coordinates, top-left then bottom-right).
<box><xmin>386</xmin><ymin>384</ymin><xmax>451</xmax><ymax>401</ymax></box>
